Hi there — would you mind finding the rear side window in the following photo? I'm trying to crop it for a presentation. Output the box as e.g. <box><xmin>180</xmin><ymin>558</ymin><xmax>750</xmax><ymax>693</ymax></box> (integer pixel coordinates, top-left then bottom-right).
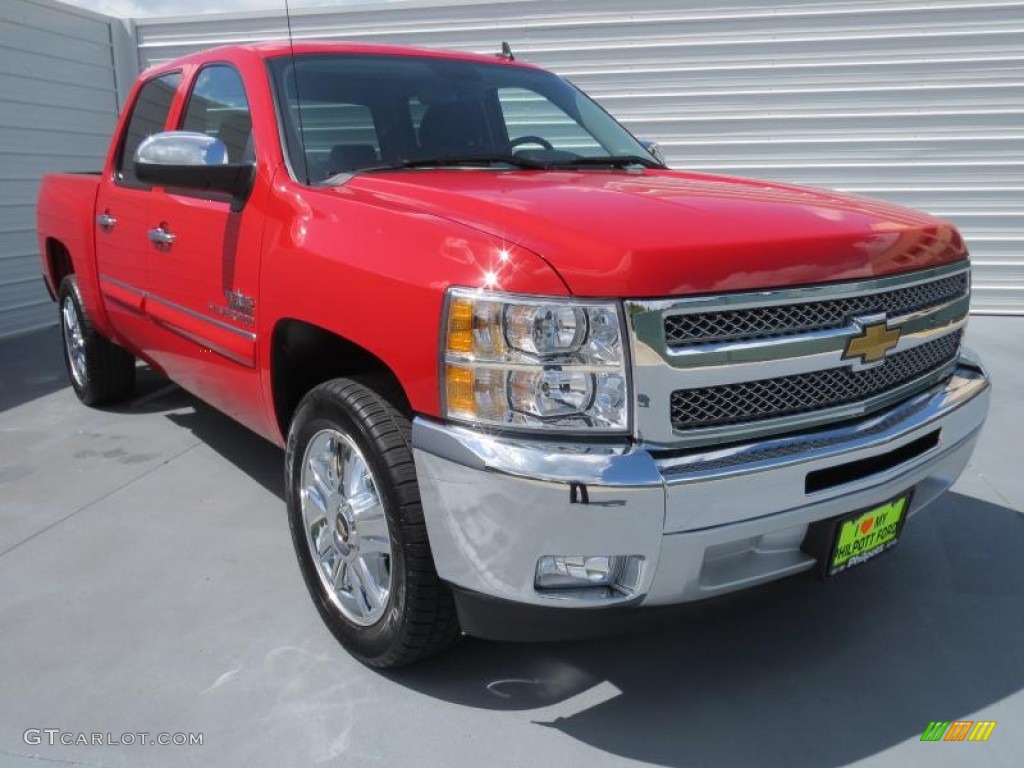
<box><xmin>117</xmin><ymin>72</ymin><xmax>181</xmax><ymax>187</ymax></box>
<box><xmin>181</xmin><ymin>65</ymin><xmax>254</xmax><ymax>164</ymax></box>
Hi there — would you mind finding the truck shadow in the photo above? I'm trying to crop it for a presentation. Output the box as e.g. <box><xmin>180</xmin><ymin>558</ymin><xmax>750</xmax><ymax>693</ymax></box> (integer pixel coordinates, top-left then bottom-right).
<box><xmin>387</xmin><ymin>491</ymin><xmax>1023</xmax><ymax>768</ymax></box>
<box><xmin>0</xmin><ymin>325</ymin><xmax>193</xmax><ymax>415</ymax></box>
<box><xmin>164</xmin><ymin>398</ymin><xmax>285</xmax><ymax>500</ymax></box>
<box><xmin>0</xmin><ymin>325</ymin><xmax>68</xmax><ymax>412</ymax></box>
<box><xmin>143</xmin><ymin>385</ymin><xmax>1022</xmax><ymax>767</ymax></box>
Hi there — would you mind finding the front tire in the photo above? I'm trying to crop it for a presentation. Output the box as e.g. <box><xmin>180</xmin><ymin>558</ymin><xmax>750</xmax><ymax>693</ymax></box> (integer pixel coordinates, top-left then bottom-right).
<box><xmin>59</xmin><ymin>275</ymin><xmax>135</xmax><ymax>406</ymax></box>
<box><xmin>285</xmin><ymin>378</ymin><xmax>459</xmax><ymax>667</ymax></box>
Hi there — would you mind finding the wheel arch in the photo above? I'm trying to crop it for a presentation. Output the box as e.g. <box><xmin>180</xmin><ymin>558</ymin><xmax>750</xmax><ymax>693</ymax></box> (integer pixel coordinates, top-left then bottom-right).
<box><xmin>270</xmin><ymin>318</ymin><xmax>411</xmax><ymax>438</ymax></box>
<box><xmin>44</xmin><ymin>238</ymin><xmax>74</xmax><ymax>299</ymax></box>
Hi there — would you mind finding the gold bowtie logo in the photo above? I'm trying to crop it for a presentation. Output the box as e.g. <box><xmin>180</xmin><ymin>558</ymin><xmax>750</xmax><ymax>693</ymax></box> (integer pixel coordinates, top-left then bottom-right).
<box><xmin>843</xmin><ymin>321</ymin><xmax>902</xmax><ymax>365</ymax></box>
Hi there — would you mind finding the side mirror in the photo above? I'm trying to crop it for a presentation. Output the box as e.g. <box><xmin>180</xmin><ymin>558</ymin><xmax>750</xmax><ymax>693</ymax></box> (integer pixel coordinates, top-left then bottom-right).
<box><xmin>134</xmin><ymin>131</ymin><xmax>255</xmax><ymax>206</ymax></box>
<box><xmin>639</xmin><ymin>139</ymin><xmax>668</xmax><ymax>167</ymax></box>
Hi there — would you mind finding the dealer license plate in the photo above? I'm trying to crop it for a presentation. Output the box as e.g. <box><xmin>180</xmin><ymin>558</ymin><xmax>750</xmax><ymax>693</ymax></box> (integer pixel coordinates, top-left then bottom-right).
<box><xmin>827</xmin><ymin>495</ymin><xmax>910</xmax><ymax>577</ymax></box>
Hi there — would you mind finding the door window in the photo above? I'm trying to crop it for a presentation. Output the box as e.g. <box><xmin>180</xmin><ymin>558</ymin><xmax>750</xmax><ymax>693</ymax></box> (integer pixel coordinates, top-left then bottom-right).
<box><xmin>117</xmin><ymin>72</ymin><xmax>181</xmax><ymax>187</ymax></box>
<box><xmin>181</xmin><ymin>65</ymin><xmax>254</xmax><ymax>164</ymax></box>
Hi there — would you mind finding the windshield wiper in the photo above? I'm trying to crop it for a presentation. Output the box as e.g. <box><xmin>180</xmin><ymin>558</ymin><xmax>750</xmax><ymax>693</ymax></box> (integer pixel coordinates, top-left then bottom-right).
<box><xmin>550</xmin><ymin>155</ymin><xmax>664</xmax><ymax>170</ymax></box>
<box><xmin>316</xmin><ymin>155</ymin><xmax>549</xmax><ymax>185</ymax></box>
<box><xmin>374</xmin><ymin>154</ymin><xmax>550</xmax><ymax>171</ymax></box>
<box><xmin>317</xmin><ymin>153</ymin><xmax>661</xmax><ymax>186</ymax></box>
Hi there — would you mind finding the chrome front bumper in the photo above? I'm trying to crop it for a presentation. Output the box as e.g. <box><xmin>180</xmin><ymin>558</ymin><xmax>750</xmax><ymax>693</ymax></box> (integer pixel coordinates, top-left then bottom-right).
<box><xmin>411</xmin><ymin>356</ymin><xmax>990</xmax><ymax>616</ymax></box>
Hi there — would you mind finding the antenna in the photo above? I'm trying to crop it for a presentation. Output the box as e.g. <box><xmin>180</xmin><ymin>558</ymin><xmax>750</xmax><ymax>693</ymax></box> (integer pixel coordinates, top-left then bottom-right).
<box><xmin>497</xmin><ymin>41</ymin><xmax>515</xmax><ymax>61</ymax></box>
<box><xmin>284</xmin><ymin>0</ymin><xmax>311</xmax><ymax>184</ymax></box>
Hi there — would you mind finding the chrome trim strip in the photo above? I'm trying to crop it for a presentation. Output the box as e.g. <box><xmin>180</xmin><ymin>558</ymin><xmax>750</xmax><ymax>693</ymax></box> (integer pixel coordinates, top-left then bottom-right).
<box><xmin>632</xmin><ymin>261</ymin><xmax>969</xmax><ymax>316</ymax></box>
<box><xmin>146</xmin><ymin>293</ymin><xmax>257</xmax><ymax>341</ymax></box>
<box><xmin>150</xmin><ymin>317</ymin><xmax>254</xmax><ymax>368</ymax></box>
<box><xmin>100</xmin><ymin>275</ymin><xmax>145</xmax><ymax>297</ymax></box>
<box><xmin>99</xmin><ymin>275</ymin><xmax>145</xmax><ymax>313</ymax></box>
<box><xmin>100</xmin><ymin>276</ymin><xmax>257</xmax><ymax>342</ymax></box>
<box><xmin>102</xmin><ymin>293</ymin><xmax>143</xmax><ymax>312</ymax></box>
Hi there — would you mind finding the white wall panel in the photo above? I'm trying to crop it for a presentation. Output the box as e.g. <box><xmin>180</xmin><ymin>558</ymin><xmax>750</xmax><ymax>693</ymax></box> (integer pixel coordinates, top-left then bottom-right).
<box><xmin>133</xmin><ymin>0</ymin><xmax>1024</xmax><ymax>314</ymax></box>
<box><xmin>0</xmin><ymin>0</ymin><xmax>130</xmax><ymax>338</ymax></box>
<box><xmin>0</xmin><ymin>0</ymin><xmax>1007</xmax><ymax>329</ymax></box>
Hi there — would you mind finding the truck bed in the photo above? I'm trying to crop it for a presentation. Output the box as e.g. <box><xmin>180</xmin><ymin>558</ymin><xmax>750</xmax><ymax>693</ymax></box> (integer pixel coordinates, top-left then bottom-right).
<box><xmin>36</xmin><ymin>172</ymin><xmax>104</xmax><ymax>327</ymax></box>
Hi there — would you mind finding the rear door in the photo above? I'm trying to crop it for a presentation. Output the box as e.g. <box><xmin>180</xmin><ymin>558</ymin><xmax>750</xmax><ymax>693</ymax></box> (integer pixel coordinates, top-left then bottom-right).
<box><xmin>140</xmin><ymin>63</ymin><xmax>266</xmax><ymax>425</ymax></box>
<box><xmin>94</xmin><ymin>72</ymin><xmax>181</xmax><ymax>351</ymax></box>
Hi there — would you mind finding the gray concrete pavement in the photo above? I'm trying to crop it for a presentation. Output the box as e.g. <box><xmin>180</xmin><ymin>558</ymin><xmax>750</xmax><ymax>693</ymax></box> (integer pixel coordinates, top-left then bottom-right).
<box><xmin>0</xmin><ymin>318</ymin><xmax>1021</xmax><ymax>768</ymax></box>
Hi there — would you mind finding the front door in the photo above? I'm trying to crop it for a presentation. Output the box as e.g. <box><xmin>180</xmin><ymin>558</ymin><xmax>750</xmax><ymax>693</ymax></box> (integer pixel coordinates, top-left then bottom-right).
<box><xmin>140</xmin><ymin>63</ymin><xmax>266</xmax><ymax>428</ymax></box>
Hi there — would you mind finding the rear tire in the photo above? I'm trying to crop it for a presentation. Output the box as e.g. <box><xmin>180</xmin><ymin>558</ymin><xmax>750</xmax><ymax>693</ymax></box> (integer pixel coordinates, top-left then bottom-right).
<box><xmin>285</xmin><ymin>378</ymin><xmax>459</xmax><ymax>667</ymax></box>
<box><xmin>59</xmin><ymin>275</ymin><xmax>135</xmax><ymax>406</ymax></box>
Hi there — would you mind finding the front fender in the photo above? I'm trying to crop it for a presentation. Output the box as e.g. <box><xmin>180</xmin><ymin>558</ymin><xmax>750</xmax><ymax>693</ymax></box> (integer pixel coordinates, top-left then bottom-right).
<box><xmin>256</xmin><ymin>172</ymin><xmax>569</xmax><ymax>440</ymax></box>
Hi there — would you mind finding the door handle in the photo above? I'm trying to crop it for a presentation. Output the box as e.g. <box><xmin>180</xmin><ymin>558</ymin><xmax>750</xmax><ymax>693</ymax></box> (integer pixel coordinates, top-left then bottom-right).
<box><xmin>147</xmin><ymin>226</ymin><xmax>175</xmax><ymax>246</ymax></box>
<box><xmin>96</xmin><ymin>213</ymin><xmax>117</xmax><ymax>231</ymax></box>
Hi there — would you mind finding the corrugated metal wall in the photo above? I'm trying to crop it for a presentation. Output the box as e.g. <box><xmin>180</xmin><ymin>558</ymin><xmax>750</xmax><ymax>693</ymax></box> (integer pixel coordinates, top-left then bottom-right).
<box><xmin>0</xmin><ymin>0</ymin><xmax>131</xmax><ymax>338</ymax></box>
<box><xmin>134</xmin><ymin>0</ymin><xmax>1024</xmax><ymax>314</ymax></box>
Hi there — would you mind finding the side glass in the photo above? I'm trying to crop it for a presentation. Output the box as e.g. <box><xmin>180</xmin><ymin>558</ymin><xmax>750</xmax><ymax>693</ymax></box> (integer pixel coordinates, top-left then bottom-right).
<box><xmin>181</xmin><ymin>65</ymin><xmax>254</xmax><ymax>164</ymax></box>
<box><xmin>117</xmin><ymin>72</ymin><xmax>181</xmax><ymax>188</ymax></box>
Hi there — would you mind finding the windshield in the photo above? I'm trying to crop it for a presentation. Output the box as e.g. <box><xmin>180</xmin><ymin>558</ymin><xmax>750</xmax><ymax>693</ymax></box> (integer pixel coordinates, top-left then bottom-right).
<box><xmin>267</xmin><ymin>53</ymin><xmax>658</xmax><ymax>183</ymax></box>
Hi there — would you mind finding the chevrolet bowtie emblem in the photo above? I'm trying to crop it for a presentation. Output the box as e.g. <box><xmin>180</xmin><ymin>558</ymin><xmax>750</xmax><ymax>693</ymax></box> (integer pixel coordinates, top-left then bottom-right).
<box><xmin>843</xmin><ymin>321</ymin><xmax>902</xmax><ymax>365</ymax></box>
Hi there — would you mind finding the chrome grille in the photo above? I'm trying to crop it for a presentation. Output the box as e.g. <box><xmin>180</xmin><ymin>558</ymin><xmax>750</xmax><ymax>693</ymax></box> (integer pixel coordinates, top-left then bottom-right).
<box><xmin>662</xmin><ymin>395</ymin><xmax>935</xmax><ymax>476</ymax></box>
<box><xmin>664</xmin><ymin>272</ymin><xmax>968</xmax><ymax>348</ymax></box>
<box><xmin>670</xmin><ymin>331</ymin><xmax>962</xmax><ymax>431</ymax></box>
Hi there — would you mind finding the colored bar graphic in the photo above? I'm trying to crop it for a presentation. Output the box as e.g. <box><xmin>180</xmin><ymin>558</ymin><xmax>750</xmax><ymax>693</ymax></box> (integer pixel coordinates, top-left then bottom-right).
<box><xmin>921</xmin><ymin>720</ymin><xmax>997</xmax><ymax>742</ymax></box>
<box><xmin>944</xmin><ymin>721</ymin><xmax>972</xmax><ymax>741</ymax></box>
<box><xmin>968</xmin><ymin>722</ymin><xmax>997</xmax><ymax>742</ymax></box>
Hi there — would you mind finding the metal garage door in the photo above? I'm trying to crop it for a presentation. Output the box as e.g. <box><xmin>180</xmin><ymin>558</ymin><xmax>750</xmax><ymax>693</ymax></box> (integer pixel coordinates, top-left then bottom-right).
<box><xmin>0</xmin><ymin>0</ymin><xmax>134</xmax><ymax>338</ymax></box>
<box><xmin>131</xmin><ymin>0</ymin><xmax>1023</xmax><ymax>314</ymax></box>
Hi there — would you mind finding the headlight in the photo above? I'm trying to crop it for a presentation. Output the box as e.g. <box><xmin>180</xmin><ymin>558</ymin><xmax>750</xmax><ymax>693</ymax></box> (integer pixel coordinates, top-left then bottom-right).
<box><xmin>442</xmin><ymin>288</ymin><xmax>629</xmax><ymax>432</ymax></box>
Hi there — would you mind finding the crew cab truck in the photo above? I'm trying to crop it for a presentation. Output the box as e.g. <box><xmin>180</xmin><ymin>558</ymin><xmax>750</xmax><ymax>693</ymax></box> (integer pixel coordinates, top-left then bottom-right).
<box><xmin>37</xmin><ymin>43</ymin><xmax>990</xmax><ymax>667</ymax></box>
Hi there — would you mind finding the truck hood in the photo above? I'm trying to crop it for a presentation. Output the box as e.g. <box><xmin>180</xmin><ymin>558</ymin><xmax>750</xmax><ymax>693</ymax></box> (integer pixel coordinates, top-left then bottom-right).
<box><xmin>347</xmin><ymin>169</ymin><xmax>966</xmax><ymax>297</ymax></box>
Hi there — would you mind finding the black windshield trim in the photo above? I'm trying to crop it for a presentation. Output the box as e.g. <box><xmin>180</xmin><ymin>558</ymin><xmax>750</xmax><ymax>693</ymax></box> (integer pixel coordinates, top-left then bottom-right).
<box><xmin>322</xmin><ymin>153</ymin><xmax>666</xmax><ymax>183</ymax></box>
<box><xmin>317</xmin><ymin>154</ymin><xmax>551</xmax><ymax>185</ymax></box>
<box><xmin>549</xmin><ymin>155</ymin><xmax>663</xmax><ymax>170</ymax></box>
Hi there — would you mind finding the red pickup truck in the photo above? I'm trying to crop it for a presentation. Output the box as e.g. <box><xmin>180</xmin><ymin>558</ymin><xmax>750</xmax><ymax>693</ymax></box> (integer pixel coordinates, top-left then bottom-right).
<box><xmin>37</xmin><ymin>42</ymin><xmax>990</xmax><ymax>667</ymax></box>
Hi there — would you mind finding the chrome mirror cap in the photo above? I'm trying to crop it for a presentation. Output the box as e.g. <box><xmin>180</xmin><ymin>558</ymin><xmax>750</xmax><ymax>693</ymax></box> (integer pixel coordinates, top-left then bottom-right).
<box><xmin>135</xmin><ymin>131</ymin><xmax>230</xmax><ymax>166</ymax></box>
<box><xmin>133</xmin><ymin>130</ymin><xmax>254</xmax><ymax>207</ymax></box>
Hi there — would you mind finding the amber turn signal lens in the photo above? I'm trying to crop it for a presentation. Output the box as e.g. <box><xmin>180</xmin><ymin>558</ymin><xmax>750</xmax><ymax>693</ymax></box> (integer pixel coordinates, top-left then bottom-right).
<box><xmin>445</xmin><ymin>364</ymin><xmax>476</xmax><ymax>416</ymax></box>
<box><xmin>446</xmin><ymin>298</ymin><xmax>475</xmax><ymax>354</ymax></box>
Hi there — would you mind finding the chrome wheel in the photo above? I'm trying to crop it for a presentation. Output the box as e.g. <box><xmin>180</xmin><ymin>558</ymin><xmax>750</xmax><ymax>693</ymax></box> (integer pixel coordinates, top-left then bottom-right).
<box><xmin>300</xmin><ymin>429</ymin><xmax>393</xmax><ymax>626</ymax></box>
<box><xmin>62</xmin><ymin>295</ymin><xmax>87</xmax><ymax>388</ymax></box>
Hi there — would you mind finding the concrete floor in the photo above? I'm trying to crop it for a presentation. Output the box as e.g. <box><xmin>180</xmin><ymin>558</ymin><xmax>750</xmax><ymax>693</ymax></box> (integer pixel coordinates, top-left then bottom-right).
<box><xmin>0</xmin><ymin>317</ymin><xmax>1021</xmax><ymax>768</ymax></box>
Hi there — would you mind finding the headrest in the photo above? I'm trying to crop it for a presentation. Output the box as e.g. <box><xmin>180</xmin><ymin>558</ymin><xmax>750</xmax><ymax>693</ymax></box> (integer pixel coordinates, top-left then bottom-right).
<box><xmin>217</xmin><ymin>112</ymin><xmax>253</xmax><ymax>163</ymax></box>
<box><xmin>327</xmin><ymin>144</ymin><xmax>379</xmax><ymax>173</ymax></box>
<box><xmin>417</xmin><ymin>100</ymin><xmax>490</xmax><ymax>156</ymax></box>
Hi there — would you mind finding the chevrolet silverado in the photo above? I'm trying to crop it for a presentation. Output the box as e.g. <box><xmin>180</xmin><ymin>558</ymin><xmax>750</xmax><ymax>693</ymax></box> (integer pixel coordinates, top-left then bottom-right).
<box><xmin>36</xmin><ymin>43</ymin><xmax>990</xmax><ymax>667</ymax></box>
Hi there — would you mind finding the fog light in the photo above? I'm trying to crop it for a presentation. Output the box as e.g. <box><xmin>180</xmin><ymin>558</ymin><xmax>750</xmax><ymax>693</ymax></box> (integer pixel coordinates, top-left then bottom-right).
<box><xmin>535</xmin><ymin>555</ymin><xmax>644</xmax><ymax>595</ymax></box>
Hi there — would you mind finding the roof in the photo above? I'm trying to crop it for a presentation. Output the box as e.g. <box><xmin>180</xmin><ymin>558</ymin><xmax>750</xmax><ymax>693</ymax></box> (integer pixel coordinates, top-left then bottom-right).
<box><xmin>153</xmin><ymin>41</ymin><xmax>541</xmax><ymax>72</ymax></box>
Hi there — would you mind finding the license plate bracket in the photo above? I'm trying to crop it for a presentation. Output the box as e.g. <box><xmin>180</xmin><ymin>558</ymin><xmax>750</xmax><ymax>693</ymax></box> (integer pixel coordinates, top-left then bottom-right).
<box><xmin>802</xmin><ymin>492</ymin><xmax>913</xmax><ymax>578</ymax></box>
